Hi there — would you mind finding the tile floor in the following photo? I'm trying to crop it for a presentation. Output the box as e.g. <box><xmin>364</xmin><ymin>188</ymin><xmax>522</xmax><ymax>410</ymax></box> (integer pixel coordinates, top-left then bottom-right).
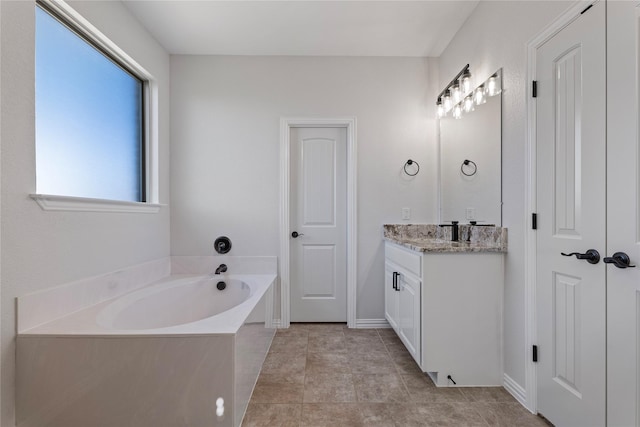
<box><xmin>242</xmin><ymin>323</ymin><xmax>551</xmax><ymax>427</ymax></box>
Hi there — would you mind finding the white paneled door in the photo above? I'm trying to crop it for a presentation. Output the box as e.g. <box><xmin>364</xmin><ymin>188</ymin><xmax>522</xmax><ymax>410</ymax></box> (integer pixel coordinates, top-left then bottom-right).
<box><xmin>607</xmin><ymin>2</ymin><xmax>640</xmax><ymax>426</ymax></box>
<box><xmin>536</xmin><ymin>2</ymin><xmax>606</xmax><ymax>426</ymax></box>
<box><xmin>290</xmin><ymin>127</ymin><xmax>347</xmax><ymax>322</ymax></box>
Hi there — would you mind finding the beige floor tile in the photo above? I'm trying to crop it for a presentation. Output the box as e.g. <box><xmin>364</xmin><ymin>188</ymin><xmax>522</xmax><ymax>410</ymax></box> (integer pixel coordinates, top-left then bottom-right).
<box><xmin>460</xmin><ymin>387</ymin><xmax>516</xmax><ymax>403</ymax></box>
<box><xmin>353</xmin><ymin>373</ymin><xmax>411</xmax><ymax>403</ymax></box>
<box><xmin>380</xmin><ymin>334</ymin><xmax>404</xmax><ymax>344</ymax></box>
<box><xmin>473</xmin><ymin>402</ymin><xmax>552</xmax><ymax>427</ymax></box>
<box><xmin>376</xmin><ymin>328</ymin><xmax>397</xmax><ymax>337</ymax></box>
<box><xmin>306</xmin><ymin>351</ymin><xmax>351</xmax><ymax>374</ymax></box>
<box><xmin>303</xmin><ymin>372</ymin><xmax>357</xmax><ymax>403</ymax></box>
<box><xmin>262</xmin><ymin>352</ymin><xmax>306</xmax><ymax>375</ymax></box>
<box><xmin>401</xmin><ymin>374</ymin><xmax>468</xmax><ymax>403</ymax></box>
<box><xmin>345</xmin><ymin>333</ymin><xmax>384</xmax><ymax>344</ymax></box>
<box><xmin>348</xmin><ymin>352</ymin><xmax>396</xmax><ymax>374</ymax></box>
<box><xmin>391</xmin><ymin>351</ymin><xmax>423</xmax><ymax>375</ymax></box>
<box><xmin>423</xmin><ymin>402</ymin><xmax>490</xmax><ymax>427</ymax></box>
<box><xmin>346</xmin><ymin>338</ymin><xmax>389</xmax><ymax>354</ymax></box>
<box><xmin>241</xmin><ymin>403</ymin><xmax>301</xmax><ymax>427</ymax></box>
<box><xmin>343</xmin><ymin>328</ymin><xmax>380</xmax><ymax>337</ymax></box>
<box><xmin>244</xmin><ymin>328</ymin><xmax>537</xmax><ymax>427</ymax></box>
<box><xmin>275</xmin><ymin>324</ymin><xmax>310</xmax><ymax>338</ymax></box>
<box><xmin>308</xmin><ymin>334</ymin><xmax>346</xmax><ymax>352</ymax></box>
<box><xmin>356</xmin><ymin>402</ymin><xmax>400</xmax><ymax>427</ymax></box>
<box><xmin>251</xmin><ymin>381</ymin><xmax>304</xmax><ymax>404</ymax></box>
<box><xmin>301</xmin><ymin>403</ymin><xmax>365</xmax><ymax>427</ymax></box>
<box><xmin>269</xmin><ymin>335</ymin><xmax>308</xmax><ymax>353</ymax></box>
<box><xmin>387</xmin><ymin>402</ymin><xmax>438</xmax><ymax>427</ymax></box>
<box><xmin>304</xmin><ymin>322</ymin><xmax>347</xmax><ymax>334</ymax></box>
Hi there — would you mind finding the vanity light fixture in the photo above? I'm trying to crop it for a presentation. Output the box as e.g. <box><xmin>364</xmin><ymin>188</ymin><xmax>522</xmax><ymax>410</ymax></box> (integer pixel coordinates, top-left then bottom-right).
<box><xmin>451</xmin><ymin>83</ymin><xmax>462</xmax><ymax>104</ymax></box>
<box><xmin>474</xmin><ymin>85</ymin><xmax>487</xmax><ymax>106</ymax></box>
<box><xmin>463</xmin><ymin>95</ymin><xmax>474</xmax><ymax>113</ymax></box>
<box><xmin>443</xmin><ymin>91</ymin><xmax>453</xmax><ymax>113</ymax></box>
<box><xmin>486</xmin><ymin>73</ymin><xmax>502</xmax><ymax>97</ymax></box>
<box><xmin>461</xmin><ymin>69</ymin><xmax>472</xmax><ymax>94</ymax></box>
<box><xmin>452</xmin><ymin>104</ymin><xmax>463</xmax><ymax>119</ymax></box>
<box><xmin>436</xmin><ymin>64</ymin><xmax>471</xmax><ymax>118</ymax></box>
<box><xmin>437</xmin><ymin>98</ymin><xmax>445</xmax><ymax>118</ymax></box>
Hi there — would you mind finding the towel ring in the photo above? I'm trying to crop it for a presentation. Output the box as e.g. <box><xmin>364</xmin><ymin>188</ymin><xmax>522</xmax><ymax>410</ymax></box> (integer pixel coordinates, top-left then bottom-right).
<box><xmin>461</xmin><ymin>159</ymin><xmax>477</xmax><ymax>176</ymax></box>
<box><xmin>404</xmin><ymin>159</ymin><xmax>420</xmax><ymax>176</ymax></box>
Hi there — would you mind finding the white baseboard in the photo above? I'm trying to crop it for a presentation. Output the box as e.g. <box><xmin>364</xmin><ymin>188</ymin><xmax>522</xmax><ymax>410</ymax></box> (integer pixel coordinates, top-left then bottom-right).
<box><xmin>271</xmin><ymin>318</ymin><xmax>389</xmax><ymax>329</ymax></box>
<box><xmin>503</xmin><ymin>373</ymin><xmax>528</xmax><ymax>410</ymax></box>
<box><xmin>355</xmin><ymin>318</ymin><xmax>390</xmax><ymax>328</ymax></box>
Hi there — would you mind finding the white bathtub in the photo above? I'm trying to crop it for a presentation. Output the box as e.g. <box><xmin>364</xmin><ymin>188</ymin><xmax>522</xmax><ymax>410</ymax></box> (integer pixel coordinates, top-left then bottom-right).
<box><xmin>17</xmin><ymin>269</ymin><xmax>276</xmax><ymax>427</ymax></box>
<box><xmin>98</xmin><ymin>276</ymin><xmax>252</xmax><ymax>330</ymax></box>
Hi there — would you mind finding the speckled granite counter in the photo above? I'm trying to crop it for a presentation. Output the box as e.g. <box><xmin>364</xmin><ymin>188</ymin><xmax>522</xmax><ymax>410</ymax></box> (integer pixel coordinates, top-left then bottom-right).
<box><xmin>383</xmin><ymin>224</ymin><xmax>507</xmax><ymax>253</ymax></box>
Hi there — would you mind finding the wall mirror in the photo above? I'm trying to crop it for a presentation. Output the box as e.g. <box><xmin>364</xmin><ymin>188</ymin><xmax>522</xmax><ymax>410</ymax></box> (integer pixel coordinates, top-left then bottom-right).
<box><xmin>439</xmin><ymin>68</ymin><xmax>502</xmax><ymax>225</ymax></box>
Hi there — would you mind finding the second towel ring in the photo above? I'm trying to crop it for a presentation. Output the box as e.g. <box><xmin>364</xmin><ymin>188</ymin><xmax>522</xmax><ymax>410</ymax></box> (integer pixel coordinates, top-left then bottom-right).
<box><xmin>404</xmin><ymin>159</ymin><xmax>420</xmax><ymax>176</ymax></box>
<box><xmin>461</xmin><ymin>159</ymin><xmax>477</xmax><ymax>176</ymax></box>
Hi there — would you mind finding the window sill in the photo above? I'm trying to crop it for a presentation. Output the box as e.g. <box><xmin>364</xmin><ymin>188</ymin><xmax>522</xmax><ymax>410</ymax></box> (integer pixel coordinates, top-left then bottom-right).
<box><xmin>30</xmin><ymin>194</ymin><xmax>165</xmax><ymax>213</ymax></box>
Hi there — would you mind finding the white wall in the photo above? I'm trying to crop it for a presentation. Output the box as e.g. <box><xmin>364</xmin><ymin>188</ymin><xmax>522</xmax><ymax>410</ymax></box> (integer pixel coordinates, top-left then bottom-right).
<box><xmin>170</xmin><ymin>55</ymin><xmax>438</xmax><ymax>320</ymax></box>
<box><xmin>0</xmin><ymin>1</ymin><xmax>170</xmax><ymax>425</ymax></box>
<box><xmin>437</xmin><ymin>0</ymin><xmax>572</xmax><ymax>389</ymax></box>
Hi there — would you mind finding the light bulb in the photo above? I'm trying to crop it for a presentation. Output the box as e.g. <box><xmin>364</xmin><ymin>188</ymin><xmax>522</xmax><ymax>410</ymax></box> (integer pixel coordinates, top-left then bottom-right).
<box><xmin>463</xmin><ymin>96</ymin><xmax>474</xmax><ymax>113</ymax></box>
<box><xmin>461</xmin><ymin>71</ymin><xmax>472</xmax><ymax>94</ymax></box>
<box><xmin>452</xmin><ymin>104</ymin><xmax>462</xmax><ymax>119</ymax></box>
<box><xmin>474</xmin><ymin>85</ymin><xmax>486</xmax><ymax>105</ymax></box>
<box><xmin>487</xmin><ymin>74</ymin><xmax>501</xmax><ymax>96</ymax></box>
<box><xmin>436</xmin><ymin>100</ymin><xmax>445</xmax><ymax>118</ymax></box>
<box><xmin>443</xmin><ymin>93</ymin><xmax>453</xmax><ymax>112</ymax></box>
<box><xmin>451</xmin><ymin>83</ymin><xmax>462</xmax><ymax>104</ymax></box>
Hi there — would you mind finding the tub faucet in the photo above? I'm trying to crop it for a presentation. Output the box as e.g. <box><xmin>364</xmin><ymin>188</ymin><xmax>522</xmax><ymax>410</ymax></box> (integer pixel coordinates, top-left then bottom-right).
<box><xmin>215</xmin><ymin>264</ymin><xmax>227</xmax><ymax>275</ymax></box>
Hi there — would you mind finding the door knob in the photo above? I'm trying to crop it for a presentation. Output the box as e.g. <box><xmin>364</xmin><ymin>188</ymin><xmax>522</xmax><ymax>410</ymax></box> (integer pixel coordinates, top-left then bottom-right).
<box><xmin>291</xmin><ymin>231</ymin><xmax>304</xmax><ymax>238</ymax></box>
<box><xmin>603</xmin><ymin>252</ymin><xmax>636</xmax><ymax>269</ymax></box>
<box><xmin>561</xmin><ymin>249</ymin><xmax>601</xmax><ymax>264</ymax></box>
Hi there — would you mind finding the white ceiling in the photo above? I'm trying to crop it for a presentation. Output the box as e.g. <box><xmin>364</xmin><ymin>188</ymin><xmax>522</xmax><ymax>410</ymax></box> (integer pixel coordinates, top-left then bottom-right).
<box><xmin>121</xmin><ymin>1</ymin><xmax>479</xmax><ymax>57</ymax></box>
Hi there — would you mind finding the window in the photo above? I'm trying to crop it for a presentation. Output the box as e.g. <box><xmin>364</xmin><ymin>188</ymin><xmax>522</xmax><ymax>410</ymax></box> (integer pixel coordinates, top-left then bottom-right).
<box><xmin>35</xmin><ymin>3</ymin><xmax>145</xmax><ymax>203</ymax></box>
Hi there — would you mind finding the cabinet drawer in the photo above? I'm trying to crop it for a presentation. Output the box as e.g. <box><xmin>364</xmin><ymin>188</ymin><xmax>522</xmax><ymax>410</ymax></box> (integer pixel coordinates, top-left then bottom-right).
<box><xmin>385</xmin><ymin>242</ymin><xmax>422</xmax><ymax>277</ymax></box>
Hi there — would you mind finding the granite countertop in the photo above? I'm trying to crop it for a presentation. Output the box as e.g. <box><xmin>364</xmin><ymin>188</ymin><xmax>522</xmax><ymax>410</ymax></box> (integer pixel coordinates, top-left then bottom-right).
<box><xmin>383</xmin><ymin>224</ymin><xmax>508</xmax><ymax>254</ymax></box>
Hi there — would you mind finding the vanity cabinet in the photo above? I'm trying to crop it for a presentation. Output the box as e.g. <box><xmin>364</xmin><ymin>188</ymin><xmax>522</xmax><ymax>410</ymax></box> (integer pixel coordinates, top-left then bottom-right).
<box><xmin>384</xmin><ymin>260</ymin><xmax>421</xmax><ymax>361</ymax></box>
<box><xmin>384</xmin><ymin>240</ymin><xmax>504</xmax><ymax>387</ymax></box>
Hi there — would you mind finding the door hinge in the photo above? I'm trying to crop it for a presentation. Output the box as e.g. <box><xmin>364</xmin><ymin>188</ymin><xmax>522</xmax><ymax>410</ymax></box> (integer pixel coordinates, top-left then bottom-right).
<box><xmin>533</xmin><ymin>345</ymin><xmax>538</xmax><ymax>362</ymax></box>
<box><xmin>532</xmin><ymin>81</ymin><xmax>538</xmax><ymax>98</ymax></box>
<box><xmin>532</xmin><ymin>213</ymin><xmax>537</xmax><ymax>230</ymax></box>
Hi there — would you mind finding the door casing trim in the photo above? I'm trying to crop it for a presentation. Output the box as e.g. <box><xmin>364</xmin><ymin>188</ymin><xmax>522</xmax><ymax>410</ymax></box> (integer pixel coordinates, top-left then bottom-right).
<box><xmin>524</xmin><ymin>0</ymin><xmax>594</xmax><ymax>414</ymax></box>
<box><xmin>279</xmin><ymin>117</ymin><xmax>358</xmax><ymax>328</ymax></box>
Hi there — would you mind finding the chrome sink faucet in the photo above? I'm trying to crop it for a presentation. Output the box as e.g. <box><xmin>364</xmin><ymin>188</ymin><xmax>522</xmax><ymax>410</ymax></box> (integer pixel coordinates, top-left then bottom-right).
<box><xmin>215</xmin><ymin>264</ymin><xmax>228</xmax><ymax>275</ymax></box>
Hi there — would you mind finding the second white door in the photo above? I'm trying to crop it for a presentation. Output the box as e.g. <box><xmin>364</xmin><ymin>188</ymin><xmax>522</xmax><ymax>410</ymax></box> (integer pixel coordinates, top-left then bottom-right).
<box><xmin>290</xmin><ymin>127</ymin><xmax>347</xmax><ymax>322</ymax></box>
<box><xmin>535</xmin><ymin>2</ymin><xmax>606</xmax><ymax>426</ymax></box>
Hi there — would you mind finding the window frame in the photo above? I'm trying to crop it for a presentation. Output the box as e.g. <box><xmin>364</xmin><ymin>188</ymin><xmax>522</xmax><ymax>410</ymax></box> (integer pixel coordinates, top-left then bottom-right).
<box><xmin>31</xmin><ymin>0</ymin><xmax>162</xmax><ymax>213</ymax></box>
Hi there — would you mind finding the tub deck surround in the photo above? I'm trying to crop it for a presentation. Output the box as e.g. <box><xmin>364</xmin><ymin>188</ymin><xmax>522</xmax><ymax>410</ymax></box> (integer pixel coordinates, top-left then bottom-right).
<box><xmin>17</xmin><ymin>257</ymin><xmax>172</xmax><ymax>333</ymax></box>
<box><xmin>16</xmin><ymin>256</ymin><xmax>277</xmax><ymax>427</ymax></box>
<box><xmin>18</xmin><ymin>274</ymin><xmax>276</xmax><ymax>337</ymax></box>
<box><xmin>17</xmin><ymin>256</ymin><xmax>277</xmax><ymax>335</ymax></box>
<box><xmin>383</xmin><ymin>223</ymin><xmax>508</xmax><ymax>253</ymax></box>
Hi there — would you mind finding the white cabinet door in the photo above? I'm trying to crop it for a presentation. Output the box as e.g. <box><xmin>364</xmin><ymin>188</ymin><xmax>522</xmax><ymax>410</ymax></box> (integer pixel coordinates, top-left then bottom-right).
<box><xmin>398</xmin><ymin>272</ymin><xmax>421</xmax><ymax>364</ymax></box>
<box><xmin>384</xmin><ymin>263</ymin><xmax>399</xmax><ymax>331</ymax></box>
